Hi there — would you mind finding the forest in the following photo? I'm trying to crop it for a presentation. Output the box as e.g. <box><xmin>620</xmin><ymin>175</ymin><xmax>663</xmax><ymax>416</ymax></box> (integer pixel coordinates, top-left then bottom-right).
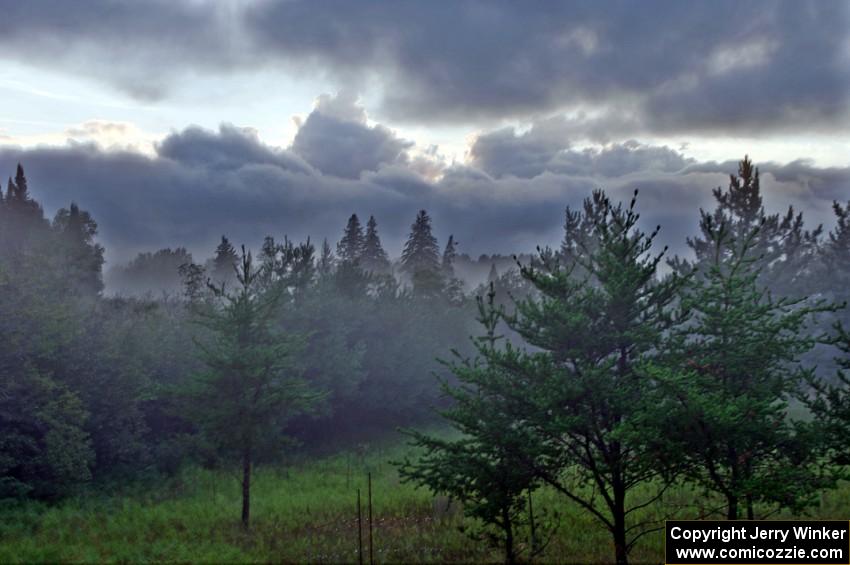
<box><xmin>1</xmin><ymin>156</ymin><xmax>849</xmax><ymax>564</ymax></box>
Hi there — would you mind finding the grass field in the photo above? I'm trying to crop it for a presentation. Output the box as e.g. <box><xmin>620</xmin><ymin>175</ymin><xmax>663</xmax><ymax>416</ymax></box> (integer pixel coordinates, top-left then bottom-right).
<box><xmin>1</xmin><ymin>434</ymin><xmax>848</xmax><ymax>564</ymax></box>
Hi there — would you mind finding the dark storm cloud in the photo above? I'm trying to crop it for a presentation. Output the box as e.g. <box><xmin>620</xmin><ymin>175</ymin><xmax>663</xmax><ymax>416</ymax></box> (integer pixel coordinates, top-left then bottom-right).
<box><xmin>244</xmin><ymin>0</ymin><xmax>849</xmax><ymax>133</ymax></box>
<box><xmin>1</xmin><ymin>122</ymin><xmax>846</xmax><ymax>269</ymax></box>
<box><xmin>0</xmin><ymin>0</ymin><xmax>240</xmax><ymax>101</ymax></box>
<box><xmin>158</xmin><ymin>124</ymin><xmax>312</xmax><ymax>173</ymax></box>
<box><xmin>470</xmin><ymin>119</ymin><xmax>695</xmax><ymax>178</ymax></box>
<box><xmin>291</xmin><ymin>94</ymin><xmax>413</xmax><ymax>179</ymax></box>
<box><xmin>2</xmin><ymin>1</ymin><xmax>847</xmax><ymax>136</ymax></box>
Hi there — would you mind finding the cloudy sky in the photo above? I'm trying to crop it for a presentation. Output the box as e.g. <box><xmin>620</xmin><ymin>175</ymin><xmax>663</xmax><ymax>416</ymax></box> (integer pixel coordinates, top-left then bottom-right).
<box><xmin>0</xmin><ymin>0</ymin><xmax>848</xmax><ymax>264</ymax></box>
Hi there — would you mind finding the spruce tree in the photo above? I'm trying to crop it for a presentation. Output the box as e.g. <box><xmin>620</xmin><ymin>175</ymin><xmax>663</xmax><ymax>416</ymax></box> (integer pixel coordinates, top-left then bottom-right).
<box><xmin>441</xmin><ymin>235</ymin><xmax>457</xmax><ymax>278</ymax></box>
<box><xmin>401</xmin><ymin>209</ymin><xmax>442</xmax><ymax>296</ymax></box>
<box><xmin>360</xmin><ymin>215</ymin><xmax>390</xmax><ymax>273</ymax></box>
<box><xmin>662</xmin><ymin>217</ymin><xmax>836</xmax><ymax>520</ymax></box>
<box><xmin>1</xmin><ymin>165</ymin><xmax>45</xmax><ymax>255</ymax></box>
<box><xmin>186</xmin><ymin>246</ymin><xmax>315</xmax><ymax>527</ymax></box>
<box><xmin>401</xmin><ymin>210</ymin><xmax>440</xmax><ymax>274</ymax></box>
<box><xmin>212</xmin><ymin>235</ymin><xmax>239</xmax><ymax>285</ymax></box>
<box><xmin>337</xmin><ymin>213</ymin><xmax>365</xmax><ymax>264</ymax></box>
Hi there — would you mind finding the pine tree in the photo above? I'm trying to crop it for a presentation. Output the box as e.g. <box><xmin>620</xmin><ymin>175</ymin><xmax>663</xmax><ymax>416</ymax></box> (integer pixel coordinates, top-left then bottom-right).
<box><xmin>495</xmin><ymin>190</ymin><xmax>687</xmax><ymax>564</ymax></box>
<box><xmin>671</xmin><ymin>156</ymin><xmax>819</xmax><ymax>297</ymax></box>
<box><xmin>561</xmin><ymin>189</ymin><xmax>607</xmax><ymax>269</ymax></box>
<box><xmin>806</xmin><ymin>325</ymin><xmax>850</xmax><ymax>468</ymax></box>
<box><xmin>661</xmin><ymin>217</ymin><xmax>837</xmax><ymax>520</ymax></box>
<box><xmin>360</xmin><ymin>215</ymin><xmax>390</xmax><ymax>273</ymax></box>
<box><xmin>212</xmin><ymin>235</ymin><xmax>239</xmax><ymax>285</ymax></box>
<box><xmin>399</xmin><ymin>285</ymin><xmax>543</xmax><ymax>564</ymax></box>
<box><xmin>817</xmin><ymin>201</ymin><xmax>850</xmax><ymax>317</ymax></box>
<box><xmin>185</xmin><ymin>246</ymin><xmax>315</xmax><ymax>527</ymax></box>
<box><xmin>337</xmin><ymin>213</ymin><xmax>364</xmax><ymax>264</ymax></box>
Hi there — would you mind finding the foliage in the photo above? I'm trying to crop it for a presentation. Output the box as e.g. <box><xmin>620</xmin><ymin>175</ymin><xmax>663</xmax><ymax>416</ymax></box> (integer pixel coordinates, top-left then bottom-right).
<box><xmin>184</xmin><ymin>246</ymin><xmax>316</xmax><ymax>526</ymax></box>
<box><xmin>660</xmin><ymin>217</ymin><xmax>837</xmax><ymax>519</ymax></box>
<box><xmin>399</xmin><ymin>285</ymin><xmax>544</xmax><ymax>564</ymax></box>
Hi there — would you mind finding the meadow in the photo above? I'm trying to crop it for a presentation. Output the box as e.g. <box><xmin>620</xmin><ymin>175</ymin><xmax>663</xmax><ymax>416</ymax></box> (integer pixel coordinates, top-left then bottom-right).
<box><xmin>2</xmin><ymin>434</ymin><xmax>848</xmax><ymax>564</ymax></box>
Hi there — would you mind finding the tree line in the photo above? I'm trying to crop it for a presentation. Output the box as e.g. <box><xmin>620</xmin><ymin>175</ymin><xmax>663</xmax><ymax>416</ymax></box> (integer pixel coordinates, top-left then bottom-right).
<box><xmin>1</xmin><ymin>158</ymin><xmax>849</xmax><ymax>563</ymax></box>
<box><xmin>0</xmin><ymin>164</ymin><xmax>475</xmax><ymax>511</ymax></box>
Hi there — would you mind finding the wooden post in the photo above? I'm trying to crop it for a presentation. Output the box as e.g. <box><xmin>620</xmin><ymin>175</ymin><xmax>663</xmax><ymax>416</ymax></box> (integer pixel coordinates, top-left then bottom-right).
<box><xmin>357</xmin><ymin>488</ymin><xmax>363</xmax><ymax>565</ymax></box>
<box><xmin>368</xmin><ymin>472</ymin><xmax>374</xmax><ymax>565</ymax></box>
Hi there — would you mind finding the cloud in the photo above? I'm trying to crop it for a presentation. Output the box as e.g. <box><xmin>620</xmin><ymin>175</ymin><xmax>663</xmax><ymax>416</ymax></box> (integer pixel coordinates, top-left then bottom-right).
<box><xmin>1</xmin><ymin>1</ymin><xmax>847</xmax><ymax>138</ymax></box>
<box><xmin>291</xmin><ymin>93</ymin><xmax>413</xmax><ymax>179</ymax></box>
<box><xmin>470</xmin><ymin>119</ymin><xmax>694</xmax><ymax>178</ymax></box>
<box><xmin>158</xmin><ymin>123</ymin><xmax>312</xmax><ymax>173</ymax></box>
<box><xmin>0</xmin><ymin>122</ymin><xmax>845</xmax><ymax>268</ymax></box>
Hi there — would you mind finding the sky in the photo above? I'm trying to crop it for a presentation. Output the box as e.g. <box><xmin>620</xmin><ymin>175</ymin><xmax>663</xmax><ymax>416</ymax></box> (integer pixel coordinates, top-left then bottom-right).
<box><xmin>0</xmin><ymin>0</ymin><xmax>848</xmax><ymax>265</ymax></box>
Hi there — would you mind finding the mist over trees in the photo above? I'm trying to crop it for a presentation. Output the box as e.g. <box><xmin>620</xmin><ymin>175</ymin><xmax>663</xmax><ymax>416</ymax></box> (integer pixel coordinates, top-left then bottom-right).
<box><xmin>1</xmin><ymin>158</ymin><xmax>849</xmax><ymax>563</ymax></box>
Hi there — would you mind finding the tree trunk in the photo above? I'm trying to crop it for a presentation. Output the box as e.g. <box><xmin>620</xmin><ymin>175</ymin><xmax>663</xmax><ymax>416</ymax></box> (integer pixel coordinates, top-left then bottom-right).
<box><xmin>502</xmin><ymin>504</ymin><xmax>515</xmax><ymax>565</ymax></box>
<box><xmin>613</xmin><ymin>487</ymin><xmax>629</xmax><ymax>565</ymax></box>
<box><xmin>726</xmin><ymin>495</ymin><xmax>738</xmax><ymax>520</ymax></box>
<box><xmin>241</xmin><ymin>446</ymin><xmax>252</xmax><ymax>527</ymax></box>
<box><xmin>746</xmin><ymin>495</ymin><xmax>754</xmax><ymax>520</ymax></box>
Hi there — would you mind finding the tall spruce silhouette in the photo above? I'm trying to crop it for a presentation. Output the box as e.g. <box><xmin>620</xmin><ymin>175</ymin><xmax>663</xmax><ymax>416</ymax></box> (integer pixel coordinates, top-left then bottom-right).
<box><xmin>337</xmin><ymin>214</ymin><xmax>365</xmax><ymax>264</ymax></box>
<box><xmin>361</xmin><ymin>215</ymin><xmax>390</xmax><ymax>273</ymax></box>
<box><xmin>212</xmin><ymin>235</ymin><xmax>239</xmax><ymax>284</ymax></box>
<box><xmin>401</xmin><ymin>210</ymin><xmax>440</xmax><ymax>275</ymax></box>
<box><xmin>441</xmin><ymin>235</ymin><xmax>457</xmax><ymax>278</ymax></box>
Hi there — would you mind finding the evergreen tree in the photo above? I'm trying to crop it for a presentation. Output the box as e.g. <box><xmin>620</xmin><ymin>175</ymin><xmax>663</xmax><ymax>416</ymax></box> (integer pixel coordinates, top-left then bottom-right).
<box><xmin>671</xmin><ymin>156</ymin><xmax>819</xmax><ymax>297</ymax></box>
<box><xmin>815</xmin><ymin>201</ymin><xmax>850</xmax><ymax>332</ymax></box>
<box><xmin>52</xmin><ymin>203</ymin><xmax>105</xmax><ymax>295</ymax></box>
<box><xmin>487</xmin><ymin>263</ymin><xmax>499</xmax><ymax>285</ymax></box>
<box><xmin>560</xmin><ymin>189</ymin><xmax>607</xmax><ymax>271</ymax></box>
<box><xmin>360</xmin><ymin>215</ymin><xmax>390</xmax><ymax>273</ymax></box>
<box><xmin>494</xmin><ymin>191</ymin><xmax>687</xmax><ymax>564</ymax></box>
<box><xmin>317</xmin><ymin>238</ymin><xmax>335</xmax><ymax>280</ymax></box>
<box><xmin>401</xmin><ymin>209</ymin><xmax>443</xmax><ymax>296</ymax></box>
<box><xmin>185</xmin><ymin>246</ymin><xmax>315</xmax><ymax>527</ymax></box>
<box><xmin>337</xmin><ymin>214</ymin><xmax>365</xmax><ymax>264</ymax></box>
<box><xmin>212</xmin><ymin>235</ymin><xmax>238</xmax><ymax>285</ymax></box>
<box><xmin>806</xmin><ymin>325</ymin><xmax>850</xmax><ymax>468</ymax></box>
<box><xmin>0</xmin><ymin>165</ymin><xmax>46</xmax><ymax>256</ymax></box>
<box><xmin>662</xmin><ymin>217</ymin><xmax>836</xmax><ymax>520</ymax></box>
<box><xmin>441</xmin><ymin>235</ymin><xmax>457</xmax><ymax>278</ymax></box>
<box><xmin>401</xmin><ymin>210</ymin><xmax>440</xmax><ymax>274</ymax></box>
<box><xmin>823</xmin><ymin>201</ymin><xmax>850</xmax><ymax>283</ymax></box>
<box><xmin>178</xmin><ymin>261</ymin><xmax>207</xmax><ymax>303</ymax></box>
<box><xmin>399</xmin><ymin>284</ymin><xmax>544</xmax><ymax>564</ymax></box>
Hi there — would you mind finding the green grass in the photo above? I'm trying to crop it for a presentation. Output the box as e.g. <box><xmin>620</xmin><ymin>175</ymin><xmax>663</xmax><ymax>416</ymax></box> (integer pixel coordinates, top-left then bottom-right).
<box><xmin>1</xmin><ymin>435</ymin><xmax>848</xmax><ymax>563</ymax></box>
